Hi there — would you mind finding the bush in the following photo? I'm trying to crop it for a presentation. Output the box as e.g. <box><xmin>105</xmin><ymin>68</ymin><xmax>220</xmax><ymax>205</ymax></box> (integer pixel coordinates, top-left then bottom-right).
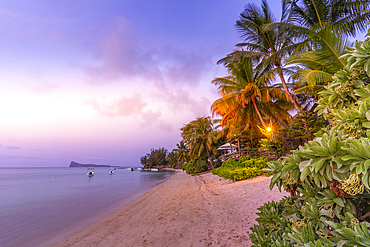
<box><xmin>212</xmin><ymin>156</ymin><xmax>271</xmax><ymax>181</ymax></box>
<box><xmin>250</xmin><ymin>30</ymin><xmax>370</xmax><ymax>247</ymax></box>
<box><xmin>185</xmin><ymin>158</ymin><xmax>208</xmax><ymax>174</ymax></box>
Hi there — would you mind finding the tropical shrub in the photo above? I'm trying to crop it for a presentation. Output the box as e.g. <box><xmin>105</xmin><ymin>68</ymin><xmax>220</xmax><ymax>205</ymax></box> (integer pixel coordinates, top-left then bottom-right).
<box><xmin>212</xmin><ymin>156</ymin><xmax>271</xmax><ymax>181</ymax></box>
<box><xmin>250</xmin><ymin>28</ymin><xmax>370</xmax><ymax>246</ymax></box>
<box><xmin>184</xmin><ymin>158</ymin><xmax>208</xmax><ymax>174</ymax></box>
<box><xmin>259</xmin><ymin>136</ymin><xmax>286</xmax><ymax>154</ymax></box>
<box><xmin>285</xmin><ymin>111</ymin><xmax>328</xmax><ymax>146</ymax></box>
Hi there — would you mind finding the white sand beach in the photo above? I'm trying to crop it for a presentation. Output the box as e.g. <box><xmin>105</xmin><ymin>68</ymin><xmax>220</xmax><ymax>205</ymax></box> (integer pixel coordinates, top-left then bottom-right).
<box><xmin>52</xmin><ymin>171</ymin><xmax>288</xmax><ymax>247</ymax></box>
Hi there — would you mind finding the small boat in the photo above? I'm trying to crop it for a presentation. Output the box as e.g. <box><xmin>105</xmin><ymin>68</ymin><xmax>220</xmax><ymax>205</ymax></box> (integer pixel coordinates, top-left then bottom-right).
<box><xmin>125</xmin><ymin>167</ymin><xmax>133</xmax><ymax>171</ymax></box>
<box><xmin>108</xmin><ymin>168</ymin><xmax>115</xmax><ymax>175</ymax></box>
<box><xmin>137</xmin><ymin>168</ymin><xmax>142</xmax><ymax>170</ymax></box>
<box><xmin>150</xmin><ymin>168</ymin><xmax>159</xmax><ymax>171</ymax></box>
<box><xmin>87</xmin><ymin>168</ymin><xmax>94</xmax><ymax>177</ymax></box>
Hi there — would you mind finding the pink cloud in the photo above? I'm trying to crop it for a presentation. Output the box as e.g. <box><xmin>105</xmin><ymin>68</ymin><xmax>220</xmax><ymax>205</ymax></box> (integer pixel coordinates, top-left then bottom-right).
<box><xmin>158</xmin><ymin>120</ymin><xmax>174</xmax><ymax>132</ymax></box>
<box><xmin>25</xmin><ymin>70</ymin><xmax>58</xmax><ymax>93</ymax></box>
<box><xmin>85</xmin><ymin>94</ymin><xmax>147</xmax><ymax>117</ymax></box>
<box><xmin>139</xmin><ymin>110</ymin><xmax>162</xmax><ymax>127</ymax></box>
<box><xmin>82</xmin><ymin>16</ymin><xmax>213</xmax><ymax>87</ymax></box>
<box><xmin>86</xmin><ymin>94</ymin><xmax>174</xmax><ymax>132</ymax></box>
<box><xmin>25</xmin><ymin>82</ymin><xmax>58</xmax><ymax>93</ymax></box>
<box><xmin>151</xmin><ymin>88</ymin><xmax>211</xmax><ymax>117</ymax></box>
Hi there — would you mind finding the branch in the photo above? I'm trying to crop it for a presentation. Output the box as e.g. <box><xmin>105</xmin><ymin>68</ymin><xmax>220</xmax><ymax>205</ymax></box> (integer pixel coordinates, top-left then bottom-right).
<box><xmin>358</xmin><ymin>212</ymin><xmax>370</xmax><ymax>221</ymax></box>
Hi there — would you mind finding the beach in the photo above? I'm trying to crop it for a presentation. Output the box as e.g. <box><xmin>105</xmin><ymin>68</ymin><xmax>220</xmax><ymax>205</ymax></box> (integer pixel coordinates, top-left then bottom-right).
<box><xmin>52</xmin><ymin>171</ymin><xmax>288</xmax><ymax>247</ymax></box>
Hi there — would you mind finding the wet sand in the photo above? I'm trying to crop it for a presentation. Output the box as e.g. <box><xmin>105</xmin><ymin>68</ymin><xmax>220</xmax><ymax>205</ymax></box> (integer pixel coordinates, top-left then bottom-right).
<box><xmin>52</xmin><ymin>171</ymin><xmax>288</xmax><ymax>247</ymax></box>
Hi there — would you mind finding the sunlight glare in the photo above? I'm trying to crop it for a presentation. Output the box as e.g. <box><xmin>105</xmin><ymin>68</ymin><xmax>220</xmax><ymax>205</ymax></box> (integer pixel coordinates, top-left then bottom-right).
<box><xmin>0</xmin><ymin>92</ymin><xmax>93</xmax><ymax>124</ymax></box>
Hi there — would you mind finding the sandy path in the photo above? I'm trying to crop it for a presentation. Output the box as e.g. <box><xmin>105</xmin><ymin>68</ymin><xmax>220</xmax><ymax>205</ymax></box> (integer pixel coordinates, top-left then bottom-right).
<box><xmin>52</xmin><ymin>171</ymin><xmax>288</xmax><ymax>247</ymax></box>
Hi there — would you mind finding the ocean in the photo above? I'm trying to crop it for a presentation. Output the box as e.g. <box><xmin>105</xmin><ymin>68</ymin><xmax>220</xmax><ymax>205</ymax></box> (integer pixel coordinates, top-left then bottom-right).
<box><xmin>0</xmin><ymin>167</ymin><xmax>175</xmax><ymax>247</ymax></box>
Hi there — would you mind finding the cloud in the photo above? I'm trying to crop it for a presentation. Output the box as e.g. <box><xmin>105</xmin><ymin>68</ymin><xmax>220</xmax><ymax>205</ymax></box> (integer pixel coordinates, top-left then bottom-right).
<box><xmin>139</xmin><ymin>110</ymin><xmax>162</xmax><ymax>128</ymax></box>
<box><xmin>7</xmin><ymin>145</ymin><xmax>20</xmax><ymax>150</ymax></box>
<box><xmin>89</xmin><ymin>156</ymin><xmax>104</xmax><ymax>161</ymax></box>
<box><xmin>31</xmin><ymin>149</ymin><xmax>46</xmax><ymax>152</ymax></box>
<box><xmin>85</xmin><ymin>93</ymin><xmax>147</xmax><ymax>117</ymax></box>
<box><xmin>0</xmin><ymin>154</ymin><xmax>43</xmax><ymax>160</ymax></box>
<box><xmin>25</xmin><ymin>70</ymin><xmax>58</xmax><ymax>93</ymax></box>
<box><xmin>86</xmin><ymin>94</ymin><xmax>173</xmax><ymax>131</ymax></box>
<box><xmin>0</xmin><ymin>8</ymin><xmax>67</xmax><ymax>41</ymax></box>
<box><xmin>25</xmin><ymin>81</ymin><xmax>58</xmax><ymax>93</ymax></box>
<box><xmin>82</xmin><ymin>16</ymin><xmax>213</xmax><ymax>87</ymax></box>
<box><xmin>0</xmin><ymin>8</ymin><xmax>45</xmax><ymax>23</ymax></box>
<box><xmin>151</xmin><ymin>88</ymin><xmax>211</xmax><ymax>117</ymax></box>
<box><xmin>158</xmin><ymin>120</ymin><xmax>174</xmax><ymax>132</ymax></box>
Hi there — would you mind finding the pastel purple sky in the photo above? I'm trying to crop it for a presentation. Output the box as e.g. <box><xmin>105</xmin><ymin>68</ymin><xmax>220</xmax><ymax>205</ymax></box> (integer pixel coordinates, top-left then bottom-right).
<box><xmin>0</xmin><ymin>0</ymin><xmax>284</xmax><ymax>167</ymax></box>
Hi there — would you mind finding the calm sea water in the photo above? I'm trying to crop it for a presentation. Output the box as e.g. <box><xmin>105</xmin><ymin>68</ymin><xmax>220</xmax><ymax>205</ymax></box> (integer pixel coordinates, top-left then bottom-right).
<box><xmin>0</xmin><ymin>167</ymin><xmax>175</xmax><ymax>247</ymax></box>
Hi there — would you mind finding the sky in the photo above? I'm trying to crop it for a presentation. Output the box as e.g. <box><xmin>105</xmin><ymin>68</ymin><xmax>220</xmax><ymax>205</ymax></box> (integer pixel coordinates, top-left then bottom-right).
<box><xmin>0</xmin><ymin>0</ymin><xmax>348</xmax><ymax>167</ymax></box>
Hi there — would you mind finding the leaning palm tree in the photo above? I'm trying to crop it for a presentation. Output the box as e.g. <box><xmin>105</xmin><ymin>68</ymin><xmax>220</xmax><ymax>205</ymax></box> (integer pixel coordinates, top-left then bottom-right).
<box><xmin>231</xmin><ymin>0</ymin><xmax>302</xmax><ymax>112</ymax></box>
<box><xmin>212</xmin><ymin>55</ymin><xmax>292</xmax><ymax>138</ymax></box>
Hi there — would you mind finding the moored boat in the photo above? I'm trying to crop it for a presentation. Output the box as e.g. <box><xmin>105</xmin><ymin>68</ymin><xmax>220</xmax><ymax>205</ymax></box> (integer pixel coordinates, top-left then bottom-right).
<box><xmin>108</xmin><ymin>168</ymin><xmax>115</xmax><ymax>174</ymax></box>
<box><xmin>87</xmin><ymin>168</ymin><xmax>94</xmax><ymax>177</ymax></box>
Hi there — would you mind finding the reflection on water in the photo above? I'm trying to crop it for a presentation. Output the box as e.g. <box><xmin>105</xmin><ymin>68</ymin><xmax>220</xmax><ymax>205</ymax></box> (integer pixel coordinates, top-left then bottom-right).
<box><xmin>0</xmin><ymin>167</ymin><xmax>175</xmax><ymax>247</ymax></box>
<box><xmin>140</xmin><ymin>170</ymin><xmax>175</xmax><ymax>182</ymax></box>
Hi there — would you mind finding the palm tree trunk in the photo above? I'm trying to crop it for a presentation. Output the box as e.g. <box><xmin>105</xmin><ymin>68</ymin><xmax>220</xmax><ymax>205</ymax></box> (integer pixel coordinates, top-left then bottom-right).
<box><xmin>205</xmin><ymin>147</ymin><xmax>214</xmax><ymax>170</ymax></box>
<box><xmin>275</xmin><ymin>64</ymin><xmax>301</xmax><ymax>113</ymax></box>
<box><xmin>252</xmin><ymin>98</ymin><xmax>266</xmax><ymax>127</ymax></box>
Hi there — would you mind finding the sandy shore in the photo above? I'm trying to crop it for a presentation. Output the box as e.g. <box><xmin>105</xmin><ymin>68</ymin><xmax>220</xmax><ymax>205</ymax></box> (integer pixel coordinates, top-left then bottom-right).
<box><xmin>52</xmin><ymin>171</ymin><xmax>288</xmax><ymax>247</ymax></box>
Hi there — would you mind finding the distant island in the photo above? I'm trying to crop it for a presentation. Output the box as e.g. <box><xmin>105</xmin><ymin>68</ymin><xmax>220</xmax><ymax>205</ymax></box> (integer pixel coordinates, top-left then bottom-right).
<box><xmin>69</xmin><ymin>161</ymin><xmax>111</xmax><ymax>167</ymax></box>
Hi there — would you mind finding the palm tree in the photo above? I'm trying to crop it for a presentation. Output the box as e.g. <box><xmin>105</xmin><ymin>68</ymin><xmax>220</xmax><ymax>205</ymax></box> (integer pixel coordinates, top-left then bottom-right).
<box><xmin>180</xmin><ymin>117</ymin><xmax>219</xmax><ymax>169</ymax></box>
<box><xmin>285</xmin><ymin>28</ymin><xmax>352</xmax><ymax>97</ymax></box>
<box><xmin>232</xmin><ymin>0</ymin><xmax>302</xmax><ymax>112</ymax></box>
<box><xmin>211</xmin><ymin>55</ymin><xmax>292</xmax><ymax>138</ymax></box>
<box><xmin>175</xmin><ymin>141</ymin><xmax>189</xmax><ymax>164</ymax></box>
<box><xmin>271</xmin><ymin>0</ymin><xmax>369</xmax><ymax>97</ymax></box>
<box><xmin>282</xmin><ymin>0</ymin><xmax>370</xmax><ymax>38</ymax></box>
<box><xmin>166</xmin><ymin>150</ymin><xmax>178</xmax><ymax>168</ymax></box>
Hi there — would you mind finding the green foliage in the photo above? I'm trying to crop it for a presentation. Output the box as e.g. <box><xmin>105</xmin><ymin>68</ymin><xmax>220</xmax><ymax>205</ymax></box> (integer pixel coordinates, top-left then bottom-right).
<box><xmin>250</xmin><ymin>30</ymin><xmax>370</xmax><ymax>246</ymax></box>
<box><xmin>212</xmin><ymin>156</ymin><xmax>271</xmax><ymax>181</ymax></box>
<box><xmin>175</xmin><ymin>141</ymin><xmax>189</xmax><ymax>163</ymax></box>
<box><xmin>180</xmin><ymin>116</ymin><xmax>222</xmax><ymax>169</ymax></box>
<box><xmin>183</xmin><ymin>158</ymin><xmax>208</xmax><ymax>174</ymax></box>
<box><xmin>286</xmin><ymin>111</ymin><xmax>327</xmax><ymax>146</ymax></box>
<box><xmin>166</xmin><ymin>150</ymin><xmax>178</xmax><ymax>168</ymax></box>
<box><xmin>140</xmin><ymin>147</ymin><xmax>168</xmax><ymax>168</ymax></box>
<box><xmin>259</xmin><ymin>136</ymin><xmax>286</xmax><ymax>154</ymax></box>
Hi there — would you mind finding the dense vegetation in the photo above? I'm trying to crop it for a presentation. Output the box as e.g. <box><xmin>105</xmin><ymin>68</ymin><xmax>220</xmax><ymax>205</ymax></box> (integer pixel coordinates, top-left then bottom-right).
<box><xmin>181</xmin><ymin>158</ymin><xmax>209</xmax><ymax>174</ymax></box>
<box><xmin>250</xmin><ymin>28</ymin><xmax>370</xmax><ymax>246</ymax></box>
<box><xmin>140</xmin><ymin>147</ymin><xmax>168</xmax><ymax>168</ymax></box>
<box><xmin>212</xmin><ymin>156</ymin><xmax>271</xmax><ymax>181</ymax></box>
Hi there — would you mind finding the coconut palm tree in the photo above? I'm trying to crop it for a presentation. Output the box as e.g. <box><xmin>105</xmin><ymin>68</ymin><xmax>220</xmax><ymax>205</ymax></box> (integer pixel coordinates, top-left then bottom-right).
<box><xmin>180</xmin><ymin>117</ymin><xmax>219</xmax><ymax>169</ymax></box>
<box><xmin>269</xmin><ymin>0</ymin><xmax>369</xmax><ymax>97</ymax></box>
<box><xmin>285</xmin><ymin>28</ymin><xmax>353</xmax><ymax>97</ymax></box>
<box><xmin>175</xmin><ymin>141</ymin><xmax>189</xmax><ymax>163</ymax></box>
<box><xmin>232</xmin><ymin>0</ymin><xmax>302</xmax><ymax>112</ymax></box>
<box><xmin>211</xmin><ymin>55</ymin><xmax>292</xmax><ymax>138</ymax></box>
<box><xmin>281</xmin><ymin>0</ymin><xmax>370</xmax><ymax>38</ymax></box>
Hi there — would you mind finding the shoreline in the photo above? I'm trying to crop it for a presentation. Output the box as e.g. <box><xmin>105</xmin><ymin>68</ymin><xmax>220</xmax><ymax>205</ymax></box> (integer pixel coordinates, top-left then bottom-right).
<box><xmin>51</xmin><ymin>171</ymin><xmax>288</xmax><ymax>247</ymax></box>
